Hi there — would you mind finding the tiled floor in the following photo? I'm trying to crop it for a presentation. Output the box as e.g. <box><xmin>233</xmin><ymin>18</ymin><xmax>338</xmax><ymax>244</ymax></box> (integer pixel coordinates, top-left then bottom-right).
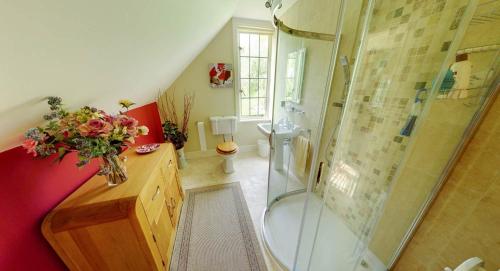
<box><xmin>179</xmin><ymin>151</ymin><xmax>387</xmax><ymax>271</ymax></box>
<box><xmin>179</xmin><ymin>151</ymin><xmax>284</xmax><ymax>271</ymax></box>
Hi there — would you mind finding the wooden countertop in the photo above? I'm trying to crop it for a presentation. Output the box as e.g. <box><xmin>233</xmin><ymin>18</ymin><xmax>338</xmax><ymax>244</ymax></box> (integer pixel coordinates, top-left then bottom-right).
<box><xmin>55</xmin><ymin>144</ymin><xmax>172</xmax><ymax>210</ymax></box>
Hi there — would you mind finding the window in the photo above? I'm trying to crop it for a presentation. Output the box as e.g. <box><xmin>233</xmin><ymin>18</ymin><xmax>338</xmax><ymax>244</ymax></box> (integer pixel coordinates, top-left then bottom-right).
<box><xmin>236</xmin><ymin>28</ymin><xmax>273</xmax><ymax>120</ymax></box>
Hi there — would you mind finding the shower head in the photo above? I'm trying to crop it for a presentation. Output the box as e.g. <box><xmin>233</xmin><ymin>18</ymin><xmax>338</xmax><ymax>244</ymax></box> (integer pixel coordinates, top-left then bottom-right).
<box><xmin>265</xmin><ymin>0</ymin><xmax>282</xmax><ymax>12</ymax></box>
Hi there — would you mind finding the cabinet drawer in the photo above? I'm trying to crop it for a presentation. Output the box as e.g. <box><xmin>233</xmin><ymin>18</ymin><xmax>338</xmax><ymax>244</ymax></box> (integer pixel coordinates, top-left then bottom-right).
<box><xmin>161</xmin><ymin>154</ymin><xmax>176</xmax><ymax>185</ymax></box>
<box><xmin>141</xmin><ymin>168</ymin><xmax>166</xmax><ymax>225</ymax></box>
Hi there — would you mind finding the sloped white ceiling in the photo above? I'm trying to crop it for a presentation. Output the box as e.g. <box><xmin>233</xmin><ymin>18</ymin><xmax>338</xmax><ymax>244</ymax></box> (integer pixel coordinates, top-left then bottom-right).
<box><xmin>0</xmin><ymin>0</ymin><xmax>271</xmax><ymax>151</ymax></box>
<box><xmin>234</xmin><ymin>0</ymin><xmax>270</xmax><ymax>20</ymax></box>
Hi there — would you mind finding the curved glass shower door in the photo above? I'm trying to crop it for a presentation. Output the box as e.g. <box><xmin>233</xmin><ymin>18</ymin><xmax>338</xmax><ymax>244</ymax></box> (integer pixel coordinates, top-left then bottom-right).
<box><xmin>263</xmin><ymin>3</ymin><xmax>340</xmax><ymax>268</ymax></box>
<box><xmin>263</xmin><ymin>0</ymin><xmax>498</xmax><ymax>270</ymax></box>
<box><xmin>299</xmin><ymin>0</ymin><xmax>499</xmax><ymax>270</ymax></box>
<box><xmin>266</xmin><ymin>29</ymin><xmax>314</xmax><ymax>205</ymax></box>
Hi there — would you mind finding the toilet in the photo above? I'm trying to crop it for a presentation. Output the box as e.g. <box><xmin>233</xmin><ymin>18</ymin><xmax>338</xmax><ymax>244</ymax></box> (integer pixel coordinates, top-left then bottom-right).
<box><xmin>210</xmin><ymin>116</ymin><xmax>239</xmax><ymax>173</ymax></box>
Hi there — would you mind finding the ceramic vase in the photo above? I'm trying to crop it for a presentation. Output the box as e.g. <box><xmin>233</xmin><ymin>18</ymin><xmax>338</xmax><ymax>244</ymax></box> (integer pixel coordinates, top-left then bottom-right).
<box><xmin>176</xmin><ymin>147</ymin><xmax>188</xmax><ymax>169</ymax></box>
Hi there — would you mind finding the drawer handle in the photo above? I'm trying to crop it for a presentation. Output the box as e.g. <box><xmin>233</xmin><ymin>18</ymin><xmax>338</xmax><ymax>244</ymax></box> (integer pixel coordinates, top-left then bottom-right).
<box><xmin>167</xmin><ymin>197</ymin><xmax>176</xmax><ymax>219</ymax></box>
<box><xmin>168</xmin><ymin>159</ymin><xmax>173</xmax><ymax>167</ymax></box>
<box><xmin>152</xmin><ymin>186</ymin><xmax>160</xmax><ymax>201</ymax></box>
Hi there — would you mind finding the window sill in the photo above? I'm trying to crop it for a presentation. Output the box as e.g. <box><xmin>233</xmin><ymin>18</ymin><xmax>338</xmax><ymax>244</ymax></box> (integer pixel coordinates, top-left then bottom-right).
<box><xmin>239</xmin><ymin>118</ymin><xmax>271</xmax><ymax>123</ymax></box>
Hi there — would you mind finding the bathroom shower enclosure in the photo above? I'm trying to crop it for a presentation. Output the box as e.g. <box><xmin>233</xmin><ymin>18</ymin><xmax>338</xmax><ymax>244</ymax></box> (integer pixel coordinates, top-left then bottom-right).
<box><xmin>262</xmin><ymin>0</ymin><xmax>499</xmax><ymax>270</ymax></box>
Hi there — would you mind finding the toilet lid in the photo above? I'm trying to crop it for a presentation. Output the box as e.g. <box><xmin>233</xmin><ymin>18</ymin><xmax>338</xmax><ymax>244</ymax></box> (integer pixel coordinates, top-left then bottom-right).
<box><xmin>217</xmin><ymin>141</ymin><xmax>238</xmax><ymax>153</ymax></box>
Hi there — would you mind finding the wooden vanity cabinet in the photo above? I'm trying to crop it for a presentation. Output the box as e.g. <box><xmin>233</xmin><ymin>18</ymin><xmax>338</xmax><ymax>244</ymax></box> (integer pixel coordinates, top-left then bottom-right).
<box><xmin>42</xmin><ymin>143</ymin><xmax>184</xmax><ymax>271</ymax></box>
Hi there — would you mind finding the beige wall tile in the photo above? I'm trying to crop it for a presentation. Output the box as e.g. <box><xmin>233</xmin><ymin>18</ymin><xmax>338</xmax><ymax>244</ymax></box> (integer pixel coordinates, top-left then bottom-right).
<box><xmin>394</xmin><ymin>95</ymin><xmax>500</xmax><ymax>269</ymax></box>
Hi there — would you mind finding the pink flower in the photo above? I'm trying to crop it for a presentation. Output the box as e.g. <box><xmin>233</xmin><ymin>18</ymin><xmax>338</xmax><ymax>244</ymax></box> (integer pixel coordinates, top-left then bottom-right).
<box><xmin>102</xmin><ymin>114</ymin><xmax>114</xmax><ymax>123</ymax></box>
<box><xmin>22</xmin><ymin>139</ymin><xmax>38</xmax><ymax>157</ymax></box>
<box><xmin>78</xmin><ymin>119</ymin><xmax>113</xmax><ymax>137</ymax></box>
<box><xmin>115</xmin><ymin>115</ymin><xmax>139</xmax><ymax>136</ymax></box>
<box><xmin>118</xmin><ymin>115</ymin><xmax>138</xmax><ymax>128</ymax></box>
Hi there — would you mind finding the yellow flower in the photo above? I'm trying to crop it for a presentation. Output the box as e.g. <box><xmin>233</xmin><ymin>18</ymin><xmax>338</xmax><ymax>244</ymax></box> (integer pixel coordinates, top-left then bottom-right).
<box><xmin>138</xmin><ymin>125</ymin><xmax>149</xmax><ymax>136</ymax></box>
<box><xmin>118</xmin><ymin>99</ymin><xmax>135</xmax><ymax>109</ymax></box>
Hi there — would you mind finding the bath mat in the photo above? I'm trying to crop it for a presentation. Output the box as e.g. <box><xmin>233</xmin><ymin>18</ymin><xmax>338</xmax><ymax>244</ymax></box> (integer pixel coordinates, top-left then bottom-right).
<box><xmin>170</xmin><ymin>182</ymin><xmax>267</xmax><ymax>271</ymax></box>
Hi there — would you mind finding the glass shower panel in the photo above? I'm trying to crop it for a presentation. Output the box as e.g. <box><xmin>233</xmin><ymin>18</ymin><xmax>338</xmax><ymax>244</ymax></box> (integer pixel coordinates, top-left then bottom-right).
<box><xmin>263</xmin><ymin>18</ymin><xmax>338</xmax><ymax>269</ymax></box>
<box><xmin>370</xmin><ymin>0</ymin><xmax>500</xmax><ymax>266</ymax></box>
<box><xmin>301</xmin><ymin>0</ymin><xmax>481</xmax><ymax>270</ymax></box>
<box><xmin>267</xmin><ymin>29</ymin><xmax>308</xmax><ymax>206</ymax></box>
<box><xmin>267</xmin><ymin>29</ymin><xmax>334</xmax><ymax>206</ymax></box>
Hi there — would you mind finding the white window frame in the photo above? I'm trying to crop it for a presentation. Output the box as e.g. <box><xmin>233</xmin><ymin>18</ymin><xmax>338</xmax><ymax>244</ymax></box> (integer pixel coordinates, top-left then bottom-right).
<box><xmin>232</xmin><ymin>18</ymin><xmax>275</xmax><ymax>122</ymax></box>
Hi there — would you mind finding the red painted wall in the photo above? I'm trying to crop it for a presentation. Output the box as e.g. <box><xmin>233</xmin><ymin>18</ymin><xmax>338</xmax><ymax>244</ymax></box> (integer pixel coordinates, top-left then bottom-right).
<box><xmin>126</xmin><ymin>102</ymin><xmax>164</xmax><ymax>145</ymax></box>
<box><xmin>0</xmin><ymin>102</ymin><xmax>163</xmax><ymax>270</ymax></box>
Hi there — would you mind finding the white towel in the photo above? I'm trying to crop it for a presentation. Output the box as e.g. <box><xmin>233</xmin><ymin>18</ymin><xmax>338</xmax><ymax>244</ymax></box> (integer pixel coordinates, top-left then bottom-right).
<box><xmin>293</xmin><ymin>135</ymin><xmax>310</xmax><ymax>177</ymax></box>
<box><xmin>448</xmin><ymin>60</ymin><xmax>471</xmax><ymax>99</ymax></box>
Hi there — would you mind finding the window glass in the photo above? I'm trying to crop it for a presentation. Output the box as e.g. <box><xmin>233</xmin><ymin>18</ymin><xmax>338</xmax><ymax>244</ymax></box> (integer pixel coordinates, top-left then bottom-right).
<box><xmin>238</xmin><ymin>30</ymin><xmax>272</xmax><ymax>118</ymax></box>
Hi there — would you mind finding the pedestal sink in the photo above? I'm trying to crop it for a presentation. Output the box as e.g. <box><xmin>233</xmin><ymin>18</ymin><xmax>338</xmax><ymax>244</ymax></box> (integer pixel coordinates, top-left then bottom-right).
<box><xmin>257</xmin><ymin>122</ymin><xmax>300</xmax><ymax>170</ymax></box>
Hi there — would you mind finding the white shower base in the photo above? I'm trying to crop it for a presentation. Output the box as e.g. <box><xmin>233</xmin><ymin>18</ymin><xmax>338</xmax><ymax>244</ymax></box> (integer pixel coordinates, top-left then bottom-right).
<box><xmin>262</xmin><ymin>192</ymin><xmax>386</xmax><ymax>271</ymax></box>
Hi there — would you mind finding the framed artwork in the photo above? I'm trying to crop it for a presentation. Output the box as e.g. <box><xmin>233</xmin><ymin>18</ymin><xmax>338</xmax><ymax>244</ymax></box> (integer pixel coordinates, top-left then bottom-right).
<box><xmin>209</xmin><ymin>63</ymin><xmax>233</xmax><ymax>88</ymax></box>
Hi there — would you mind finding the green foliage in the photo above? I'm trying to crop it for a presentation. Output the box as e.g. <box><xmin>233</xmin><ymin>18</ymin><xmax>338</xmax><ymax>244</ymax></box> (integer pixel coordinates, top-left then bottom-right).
<box><xmin>162</xmin><ymin>121</ymin><xmax>187</xmax><ymax>150</ymax></box>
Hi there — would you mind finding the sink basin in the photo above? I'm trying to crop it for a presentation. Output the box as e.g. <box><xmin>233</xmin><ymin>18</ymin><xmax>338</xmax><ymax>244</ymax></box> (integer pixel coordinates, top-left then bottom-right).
<box><xmin>257</xmin><ymin>123</ymin><xmax>272</xmax><ymax>136</ymax></box>
<box><xmin>257</xmin><ymin>122</ymin><xmax>300</xmax><ymax>171</ymax></box>
<box><xmin>257</xmin><ymin>122</ymin><xmax>300</xmax><ymax>138</ymax></box>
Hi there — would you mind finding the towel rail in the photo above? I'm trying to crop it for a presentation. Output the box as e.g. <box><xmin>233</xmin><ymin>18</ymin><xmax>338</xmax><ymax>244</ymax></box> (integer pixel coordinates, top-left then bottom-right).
<box><xmin>297</xmin><ymin>128</ymin><xmax>312</xmax><ymax>139</ymax></box>
<box><xmin>456</xmin><ymin>44</ymin><xmax>500</xmax><ymax>55</ymax></box>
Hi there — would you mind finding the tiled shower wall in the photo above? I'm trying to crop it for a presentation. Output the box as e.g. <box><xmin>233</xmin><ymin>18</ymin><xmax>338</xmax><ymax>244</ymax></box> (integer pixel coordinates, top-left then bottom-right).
<box><xmin>369</xmin><ymin>0</ymin><xmax>500</xmax><ymax>265</ymax></box>
<box><xmin>320</xmin><ymin>0</ymin><xmax>470</xmax><ymax>241</ymax></box>
<box><xmin>393</xmin><ymin>93</ymin><xmax>500</xmax><ymax>270</ymax></box>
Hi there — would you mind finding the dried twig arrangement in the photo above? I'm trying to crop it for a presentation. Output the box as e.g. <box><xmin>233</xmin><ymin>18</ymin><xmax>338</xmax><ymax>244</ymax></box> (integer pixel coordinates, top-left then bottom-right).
<box><xmin>157</xmin><ymin>89</ymin><xmax>178</xmax><ymax>124</ymax></box>
<box><xmin>157</xmin><ymin>88</ymin><xmax>195</xmax><ymax>141</ymax></box>
<box><xmin>181</xmin><ymin>93</ymin><xmax>195</xmax><ymax>137</ymax></box>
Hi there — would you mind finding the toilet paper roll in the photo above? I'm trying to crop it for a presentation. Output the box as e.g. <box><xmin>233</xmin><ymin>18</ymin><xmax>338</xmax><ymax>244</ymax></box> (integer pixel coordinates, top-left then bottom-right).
<box><xmin>197</xmin><ymin>121</ymin><xmax>207</xmax><ymax>151</ymax></box>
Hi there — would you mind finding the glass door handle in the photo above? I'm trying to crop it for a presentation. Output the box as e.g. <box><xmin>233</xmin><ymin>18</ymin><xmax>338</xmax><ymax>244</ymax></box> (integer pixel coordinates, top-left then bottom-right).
<box><xmin>269</xmin><ymin>129</ymin><xmax>275</xmax><ymax>150</ymax></box>
<box><xmin>316</xmin><ymin>161</ymin><xmax>324</xmax><ymax>186</ymax></box>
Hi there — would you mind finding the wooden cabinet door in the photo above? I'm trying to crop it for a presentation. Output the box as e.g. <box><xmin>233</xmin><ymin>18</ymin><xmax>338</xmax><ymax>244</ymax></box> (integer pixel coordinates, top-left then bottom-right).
<box><xmin>141</xmin><ymin>167</ymin><xmax>166</xmax><ymax>226</ymax></box>
<box><xmin>151</xmin><ymin>202</ymin><xmax>174</xmax><ymax>270</ymax></box>
<box><xmin>164</xmin><ymin>173</ymin><xmax>183</xmax><ymax>227</ymax></box>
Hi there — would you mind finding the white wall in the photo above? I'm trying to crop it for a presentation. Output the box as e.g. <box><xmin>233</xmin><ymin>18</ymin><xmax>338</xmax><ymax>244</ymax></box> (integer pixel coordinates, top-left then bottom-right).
<box><xmin>0</xmin><ymin>0</ymin><xmax>272</xmax><ymax>152</ymax></box>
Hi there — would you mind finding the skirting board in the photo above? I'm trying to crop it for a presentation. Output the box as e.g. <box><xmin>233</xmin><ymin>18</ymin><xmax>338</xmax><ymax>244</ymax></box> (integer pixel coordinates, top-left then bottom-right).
<box><xmin>185</xmin><ymin>145</ymin><xmax>257</xmax><ymax>160</ymax></box>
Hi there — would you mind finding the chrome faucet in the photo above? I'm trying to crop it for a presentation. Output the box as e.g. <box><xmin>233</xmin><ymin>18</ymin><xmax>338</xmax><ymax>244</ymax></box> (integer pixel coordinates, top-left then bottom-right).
<box><xmin>290</xmin><ymin>107</ymin><xmax>306</xmax><ymax>115</ymax></box>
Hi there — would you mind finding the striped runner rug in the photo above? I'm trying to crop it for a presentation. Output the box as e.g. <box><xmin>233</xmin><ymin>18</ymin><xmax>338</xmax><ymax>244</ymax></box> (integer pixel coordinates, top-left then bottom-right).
<box><xmin>170</xmin><ymin>182</ymin><xmax>267</xmax><ymax>271</ymax></box>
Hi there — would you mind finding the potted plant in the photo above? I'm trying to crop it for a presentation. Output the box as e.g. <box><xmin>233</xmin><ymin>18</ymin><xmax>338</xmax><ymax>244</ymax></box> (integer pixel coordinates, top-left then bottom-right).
<box><xmin>162</xmin><ymin>120</ymin><xmax>186</xmax><ymax>149</ymax></box>
<box><xmin>22</xmin><ymin>96</ymin><xmax>148</xmax><ymax>186</ymax></box>
<box><xmin>157</xmin><ymin>90</ymin><xmax>194</xmax><ymax>169</ymax></box>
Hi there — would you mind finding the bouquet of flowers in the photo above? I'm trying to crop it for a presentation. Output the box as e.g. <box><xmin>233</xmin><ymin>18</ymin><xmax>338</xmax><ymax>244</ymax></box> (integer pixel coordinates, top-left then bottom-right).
<box><xmin>23</xmin><ymin>97</ymin><xmax>149</xmax><ymax>186</ymax></box>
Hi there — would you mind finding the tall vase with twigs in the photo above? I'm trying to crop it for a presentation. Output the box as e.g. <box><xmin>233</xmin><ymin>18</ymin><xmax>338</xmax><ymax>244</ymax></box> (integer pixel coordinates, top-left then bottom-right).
<box><xmin>157</xmin><ymin>89</ymin><xmax>194</xmax><ymax>169</ymax></box>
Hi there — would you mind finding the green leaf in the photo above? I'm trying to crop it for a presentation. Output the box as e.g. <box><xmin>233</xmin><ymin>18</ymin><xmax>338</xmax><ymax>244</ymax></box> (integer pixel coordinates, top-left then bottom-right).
<box><xmin>56</xmin><ymin>147</ymin><xmax>68</xmax><ymax>162</ymax></box>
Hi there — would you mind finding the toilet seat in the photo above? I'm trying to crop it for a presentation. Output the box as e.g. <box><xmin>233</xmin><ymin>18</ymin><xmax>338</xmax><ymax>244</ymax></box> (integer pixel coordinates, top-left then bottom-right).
<box><xmin>216</xmin><ymin>141</ymin><xmax>238</xmax><ymax>174</ymax></box>
<box><xmin>216</xmin><ymin>148</ymin><xmax>238</xmax><ymax>155</ymax></box>
<box><xmin>216</xmin><ymin>141</ymin><xmax>238</xmax><ymax>155</ymax></box>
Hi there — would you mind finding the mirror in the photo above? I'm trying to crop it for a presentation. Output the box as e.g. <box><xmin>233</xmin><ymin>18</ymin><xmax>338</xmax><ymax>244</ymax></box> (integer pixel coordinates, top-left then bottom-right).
<box><xmin>285</xmin><ymin>48</ymin><xmax>306</xmax><ymax>103</ymax></box>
